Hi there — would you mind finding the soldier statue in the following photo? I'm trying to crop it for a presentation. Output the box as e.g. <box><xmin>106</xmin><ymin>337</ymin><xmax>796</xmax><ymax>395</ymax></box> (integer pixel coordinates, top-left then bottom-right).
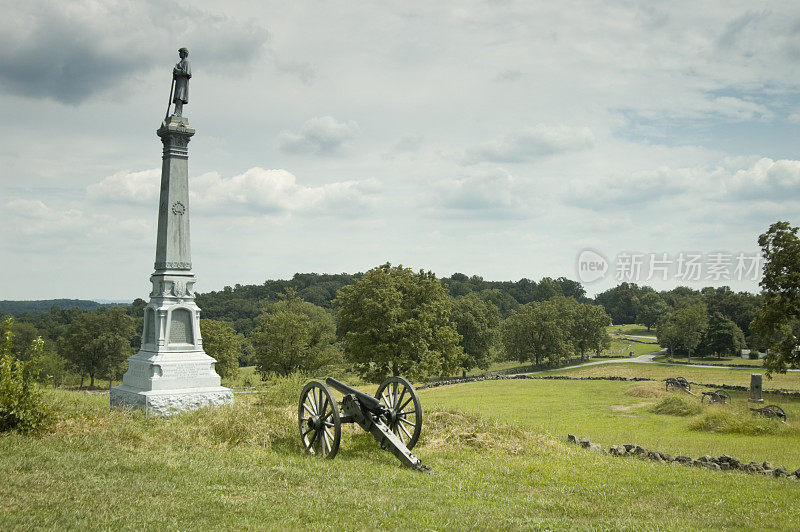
<box><xmin>171</xmin><ymin>47</ymin><xmax>191</xmax><ymax>117</ymax></box>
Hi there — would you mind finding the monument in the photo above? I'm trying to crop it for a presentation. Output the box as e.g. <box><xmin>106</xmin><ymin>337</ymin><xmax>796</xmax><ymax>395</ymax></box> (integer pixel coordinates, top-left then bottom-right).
<box><xmin>749</xmin><ymin>373</ymin><xmax>764</xmax><ymax>403</ymax></box>
<box><xmin>111</xmin><ymin>48</ymin><xmax>233</xmax><ymax>415</ymax></box>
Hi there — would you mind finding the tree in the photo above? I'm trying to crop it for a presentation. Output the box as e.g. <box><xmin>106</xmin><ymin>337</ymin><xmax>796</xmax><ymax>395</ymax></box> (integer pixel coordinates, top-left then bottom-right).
<box><xmin>501</xmin><ymin>300</ymin><xmax>571</xmax><ymax>366</ymax></box>
<box><xmin>752</xmin><ymin>221</ymin><xmax>800</xmax><ymax>373</ymax></box>
<box><xmin>697</xmin><ymin>313</ymin><xmax>745</xmax><ymax>358</ymax></box>
<box><xmin>0</xmin><ymin>319</ymin><xmax>41</xmax><ymax>361</ymax></box>
<box><xmin>1</xmin><ymin>318</ymin><xmax>47</xmax><ymax>433</ymax></box>
<box><xmin>334</xmin><ymin>263</ymin><xmax>463</xmax><ymax>382</ymax></box>
<box><xmin>252</xmin><ymin>291</ymin><xmax>341</xmax><ymax>376</ymax></box>
<box><xmin>569</xmin><ymin>301</ymin><xmax>612</xmax><ymax>360</ymax></box>
<box><xmin>474</xmin><ymin>289</ymin><xmax>520</xmax><ymax>318</ymax></box>
<box><xmin>451</xmin><ymin>293</ymin><xmax>500</xmax><ymax>371</ymax></box>
<box><xmin>656</xmin><ymin>303</ymin><xmax>708</xmax><ymax>363</ymax></box>
<box><xmin>199</xmin><ymin>319</ymin><xmax>242</xmax><ymax>379</ymax></box>
<box><xmin>595</xmin><ymin>283</ymin><xmax>642</xmax><ymax>324</ymax></box>
<box><xmin>58</xmin><ymin>307</ymin><xmax>135</xmax><ymax>388</ymax></box>
<box><xmin>636</xmin><ymin>292</ymin><xmax>669</xmax><ymax>331</ymax></box>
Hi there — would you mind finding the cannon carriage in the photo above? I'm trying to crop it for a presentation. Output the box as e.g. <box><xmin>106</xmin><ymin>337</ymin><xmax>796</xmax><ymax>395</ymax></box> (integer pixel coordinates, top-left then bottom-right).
<box><xmin>750</xmin><ymin>404</ymin><xmax>787</xmax><ymax>423</ymax></box>
<box><xmin>298</xmin><ymin>376</ymin><xmax>432</xmax><ymax>473</ymax></box>
<box><xmin>665</xmin><ymin>376</ymin><xmax>692</xmax><ymax>393</ymax></box>
<box><xmin>701</xmin><ymin>389</ymin><xmax>731</xmax><ymax>404</ymax></box>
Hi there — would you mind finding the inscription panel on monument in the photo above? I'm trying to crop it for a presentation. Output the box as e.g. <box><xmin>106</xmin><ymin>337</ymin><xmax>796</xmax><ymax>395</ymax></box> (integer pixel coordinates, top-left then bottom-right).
<box><xmin>145</xmin><ymin>309</ymin><xmax>156</xmax><ymax>344</ymax></box>
<box><xmin>168</xmin><ymin>363</ymin><xmax>206</xmax><ymax>379</ymax></box>
<box><xmin>169</xmin><ymin>308</ymin><xmax>194</xmax><ymax>344</ymax></box>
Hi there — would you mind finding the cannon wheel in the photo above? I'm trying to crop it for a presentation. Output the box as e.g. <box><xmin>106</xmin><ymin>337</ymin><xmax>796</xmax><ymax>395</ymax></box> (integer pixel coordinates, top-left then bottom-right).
<box><xmin>715</xmin><ymin>389</ymin><xmax>731</xmax><ymax>404</ymax></box>
<box><xmin>676</xmin><ymin>377</ymin><xmax>691</xmax><ymax>392</ymax></box>
<box><xmin>376</xmin><ymin>376</ymin><xmax>422</xmax><ymax>450</ymax></box>
<box><xmin>763</xmin><ymin>405</ymin><xmax>787</xmax><ymax>422</ymax></box>
<box><xmin>298</xmin><ymin>380</ymin><xmax>341</xmax><ymax>459</ymax></box>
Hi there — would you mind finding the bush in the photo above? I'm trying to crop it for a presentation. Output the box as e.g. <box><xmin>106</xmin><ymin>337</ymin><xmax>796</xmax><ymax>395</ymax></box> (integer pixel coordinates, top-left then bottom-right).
<box><xmin>650</xmin><ymin>394</ymin><xmax>702</xmax><ymax>417</ymax></box>
<box><xmin>689</xmin><ymin>408</ymin><xmax>798</xmax><ymax>436</ymax></box>
<box><xmin>0</xmin><ymin>320</ymin><xmax>49</xmax><ymax>433</ymax></box>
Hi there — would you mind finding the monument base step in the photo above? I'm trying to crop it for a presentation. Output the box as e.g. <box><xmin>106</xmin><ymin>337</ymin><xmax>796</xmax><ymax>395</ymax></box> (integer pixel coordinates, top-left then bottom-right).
<box><xmin>110</xmin><ymin>384</ymin><xmax>233</xmax><ymax>416</ymax></box>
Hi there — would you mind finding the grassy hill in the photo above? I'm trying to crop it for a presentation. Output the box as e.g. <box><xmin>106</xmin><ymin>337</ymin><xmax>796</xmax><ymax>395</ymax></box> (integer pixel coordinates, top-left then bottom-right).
<box><xmin>2</xmin><ymin>366</ymin><xmax>799</xmax><ymax>529</ymax></box>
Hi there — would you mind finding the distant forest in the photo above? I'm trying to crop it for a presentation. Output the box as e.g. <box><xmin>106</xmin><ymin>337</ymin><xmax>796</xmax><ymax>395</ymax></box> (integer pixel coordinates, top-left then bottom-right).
<box><xmin>2</xmin><ymin>272</ymin><xmax>761</xmax><ymax>342</ymax></box>
<box><xmin>0</xmin><ymin>299</ymin><xmax>114</xmax><ymax>315</ymax></box>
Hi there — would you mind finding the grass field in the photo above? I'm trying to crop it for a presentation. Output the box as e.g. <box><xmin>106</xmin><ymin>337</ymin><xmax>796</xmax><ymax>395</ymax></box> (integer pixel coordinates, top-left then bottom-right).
<box><xmin>2</xmin><ymin>364</ymin><xmax>800</xmax><ymax>530</ymax></box>
<box><xmin>547</xmin><ymin>362</ymin><xmax>800</xmax><ymax>392</ymax></box>
<box><xmin>610</xmin><ymin>324</ymin><xmax>658</xmax><ymax>338</ymax></box>
<box><xmin>653</xmin><ymin>354</ymin><xmax>764</xmax><ymax>367</ymax></box>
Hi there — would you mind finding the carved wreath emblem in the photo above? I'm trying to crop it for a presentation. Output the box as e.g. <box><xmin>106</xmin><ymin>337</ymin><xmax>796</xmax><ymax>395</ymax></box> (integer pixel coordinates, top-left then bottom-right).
<box><xmin>172</xmin><ymin>202</ymin><xmax>186</xmax><ymax>215</ymax></box>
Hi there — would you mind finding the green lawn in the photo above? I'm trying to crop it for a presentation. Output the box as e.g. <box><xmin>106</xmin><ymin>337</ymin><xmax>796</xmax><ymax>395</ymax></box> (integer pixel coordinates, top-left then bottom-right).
<box><xmin>653</xmin><ymin>354</ymin><xmax>764</xmax><ymax>367</ymax></box>
<box><xmin>2</xmin><ymin>370</ymin><xmax>800</xmax><ymax>530</ymax></box>
<box><xmin>547</xmin><ymin>362</ymin><xmax>800</xmax><ymax>392</ymax></box>
<box><xmin>610</xmin><ymin>324</ymin><xmax>658</xmax><ymax>338</ymax></box>
<box><xmin>422</xmin><ymin>379</ymin><xmax>800</xmax><ymax>466</ymax></box>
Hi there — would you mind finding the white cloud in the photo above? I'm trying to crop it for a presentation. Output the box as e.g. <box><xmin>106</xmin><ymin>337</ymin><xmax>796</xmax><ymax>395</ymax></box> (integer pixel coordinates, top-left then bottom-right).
<box><xmin>86</xmin><ymin>169</ymin><xmax>160</xmax><ymax>205</ymax></box>
<box><xmin>431</xmin><ymin>168</ymin><xmax>533</xmax><ymax>219</ymax></box>
<box><xmin>463</xmin><ymin>125</ymin><xmax>594</xmax><ymax>164</ymax></box>
<box><xmin>278</xmin><ymin>116</ymin><xmax>360</xmax><ymax>155</ymax></box>
<box><xmin>724</xmin><ymin>158</ymin><xmax>800</xmax><ymax>201</ymax></box>
<box><xmin>1</xmin><ymin>198</ymin><xmax>149</xmax><ymax>242</ymax></box>
<box><xmin>566</xmin><ymin>157</ymin><xmax>800</xmax><ymax>213</ymax></box>
<box><xmin>84</xmin><ymin>166</ymin><xmax>379</xmax><ymax>217</ymax></box>
<box><xmin>190</xmin><ymin>167</ymin><xmax>379</xmax><ymax>217</ymax></box>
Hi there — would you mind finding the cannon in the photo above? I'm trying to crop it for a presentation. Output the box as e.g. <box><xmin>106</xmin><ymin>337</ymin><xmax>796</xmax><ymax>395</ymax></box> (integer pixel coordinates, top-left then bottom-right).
<box><xmin>701</xmin><ymin>389</ymin><xmax>731</xmax><ymax>404</ymax></box>
<box><xmin>298</xmin><ymin>376</ymin><xmax>433</xmax><ymax>473</ymax></box>
<box><xmin>750</xmin><ymin>404</ymin><xmax>787</xmax><ymax>423</ymax></box>
<box><xmin>665</xmin><ymin>376</ymin><xmax>692</xmax><ymax>393</ymax></box>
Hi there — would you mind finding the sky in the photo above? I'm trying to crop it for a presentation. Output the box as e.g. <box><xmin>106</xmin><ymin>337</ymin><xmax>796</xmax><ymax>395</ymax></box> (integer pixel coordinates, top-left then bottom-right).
<box><xmin>2</xmin><ymin>1</ymin><xmax>800</xmax><ymax>301</ymax></box>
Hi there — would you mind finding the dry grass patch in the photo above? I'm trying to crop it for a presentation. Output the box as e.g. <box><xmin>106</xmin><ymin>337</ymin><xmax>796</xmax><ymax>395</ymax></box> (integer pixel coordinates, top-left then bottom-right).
<box><xmin>625</xmin><ymin>382</ymin><xmax>667</xmax><ymax>398</ymax></box>
<box><xmin>650</xmin><ymin>394</ymin><xmax>703</xmax><ymax>416</ymax></box>
<box><xmin>421</xmin><ymin>410</ymin><xmax>562</xmax><ymax>456</ymax></box>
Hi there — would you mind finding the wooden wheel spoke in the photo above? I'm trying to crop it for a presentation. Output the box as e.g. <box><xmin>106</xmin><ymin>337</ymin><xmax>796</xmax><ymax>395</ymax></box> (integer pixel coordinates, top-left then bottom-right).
<box><xmin>321</xmin><ymin>396</ymin><xmax>330</xmax><ymax>417</ymax></box>
<box><xmin>397</xmin><ymin>397</ymin><xmax>414</xmax><ymax>411</ymax></box>
<box><xmin>398</xmin><ymin>422</ymin><xmax>413</xmax><ymax>440</ymax></box>
<box><xmin>302</xmin><ymin>403</ymin><xmax>315</xmax><ymax>416</ymax></box>
<box><xmin>399</xmin><ymin>417</ymin><xmax>416</xmax><ymax>428</ymax></box>
<box><xmin>396</xmin><ymin>387</ymin><xmax>408</xmax><ymax>411</ymax></box>
<box><xmin>307</xmin><ymin>392</ymin><xmax>318</xmax><ymax>414</ymax></box>
<box><xmin>307</xmin><ymin>429</ymin><xmax>319</xmax><ymax>449</ymax></box>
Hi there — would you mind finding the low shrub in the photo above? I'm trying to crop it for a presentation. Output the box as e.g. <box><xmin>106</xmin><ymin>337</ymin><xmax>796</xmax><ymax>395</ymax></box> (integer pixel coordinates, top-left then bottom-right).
<box><xmin>0</xmin><ymin>323</ymin><xmax>50</xmax><ymax>433</ymax></box>
<box><xmin>688</xmin><ymin>408</ymin><xmax>798</xmax><ymax>436</ymax></box>
<box><xmin>650</xmin><ymin>394</ymin><xmax>702</xmax><ymax>417</ymax></box>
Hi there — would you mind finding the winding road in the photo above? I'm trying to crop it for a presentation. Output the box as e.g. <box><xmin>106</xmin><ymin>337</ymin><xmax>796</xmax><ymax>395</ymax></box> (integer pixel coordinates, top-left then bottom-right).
<box><xmin>521</xmin><ymin>351</ymin><xmax>799</xmax><ymax>375</ymax></box>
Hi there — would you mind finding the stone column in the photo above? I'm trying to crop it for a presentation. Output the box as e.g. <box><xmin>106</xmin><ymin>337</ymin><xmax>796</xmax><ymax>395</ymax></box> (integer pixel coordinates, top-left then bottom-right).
<box><xmin>110</xmin><ymin>114</ymin><xmax>233</xmax><ymax>416</ymax></box>
<box><xmin>749</xmin><ymin>373</ymin><xmax>764</xmax><ymax>403</ymax></box>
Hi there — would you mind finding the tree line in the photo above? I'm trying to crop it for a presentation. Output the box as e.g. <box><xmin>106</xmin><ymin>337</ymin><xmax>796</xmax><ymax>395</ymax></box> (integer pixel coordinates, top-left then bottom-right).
<box><xmin>0</xmin><ymin>266</ymin><xmax>612</xmax><ymax>387</ymax></box>
<box><xmin>8</xmin><ymin>218</ymin><xmax>800</xmax><ymax>387</ymax></box>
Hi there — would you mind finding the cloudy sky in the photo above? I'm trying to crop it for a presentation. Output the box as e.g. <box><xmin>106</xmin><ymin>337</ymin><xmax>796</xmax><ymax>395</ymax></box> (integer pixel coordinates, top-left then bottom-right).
<box><xmin>2</xmin><ymin>1</ymin><xmax>800</xmax><ymax>301</ymax></box>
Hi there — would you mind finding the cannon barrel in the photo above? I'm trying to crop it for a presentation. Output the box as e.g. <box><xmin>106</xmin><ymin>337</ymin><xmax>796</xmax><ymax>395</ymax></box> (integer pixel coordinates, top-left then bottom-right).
<box><xmin>325</xmin><ymin>377</ymin><xmax>386</xmax><ymax>414</ymax></box>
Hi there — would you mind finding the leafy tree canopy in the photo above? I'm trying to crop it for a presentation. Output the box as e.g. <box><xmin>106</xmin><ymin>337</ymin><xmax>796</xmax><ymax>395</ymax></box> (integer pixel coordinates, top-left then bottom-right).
<box><xmin>252</xmin><ymin>290</ymin><xmax>341</xmax><ymax>377</ymax></box>
<box><xmin>334</xmin><ymin>263</ymin><xmax>463</xmax><ymax>382</ymax></box>
<box><xmin>199</xmin><ymin>319</ymin><xmax>242</xmax><ymax>379</ymax></box>
<box><xmin>451</xmin><ymin>293</ymin><xmax>500</xmax><ymax>371</ymax></box>
<box><xmin>752</xmin><ymin>221</ymin><xmax>800</xmax><ymax>373</ymax></box>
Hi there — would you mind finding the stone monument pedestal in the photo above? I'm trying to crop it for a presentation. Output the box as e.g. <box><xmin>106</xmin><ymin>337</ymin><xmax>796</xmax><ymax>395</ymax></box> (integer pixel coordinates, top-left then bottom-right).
<box><xmin>111</xmin><ymin>110</ymin><xmax>233</xmax><ymax>415</ymax></box>
<box><xmin>749</xmin><ymin>373</ymin><xmax>764</xmax><ymax>403</ymax></box>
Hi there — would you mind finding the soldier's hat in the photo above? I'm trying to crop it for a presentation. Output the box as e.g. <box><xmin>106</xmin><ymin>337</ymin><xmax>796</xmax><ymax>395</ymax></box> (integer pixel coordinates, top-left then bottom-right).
<box><xmin>178</xmin><ymin>47</ymin><xmax>189</xmax><ymax>54</ymax></box>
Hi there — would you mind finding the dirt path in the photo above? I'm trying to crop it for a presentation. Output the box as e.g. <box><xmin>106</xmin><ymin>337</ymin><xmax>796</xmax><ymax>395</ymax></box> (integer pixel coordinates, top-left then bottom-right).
<box><xmin>521</xmin><ymin>352</ymin><xmax>799</xmax><ymax>375</ymax></box>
